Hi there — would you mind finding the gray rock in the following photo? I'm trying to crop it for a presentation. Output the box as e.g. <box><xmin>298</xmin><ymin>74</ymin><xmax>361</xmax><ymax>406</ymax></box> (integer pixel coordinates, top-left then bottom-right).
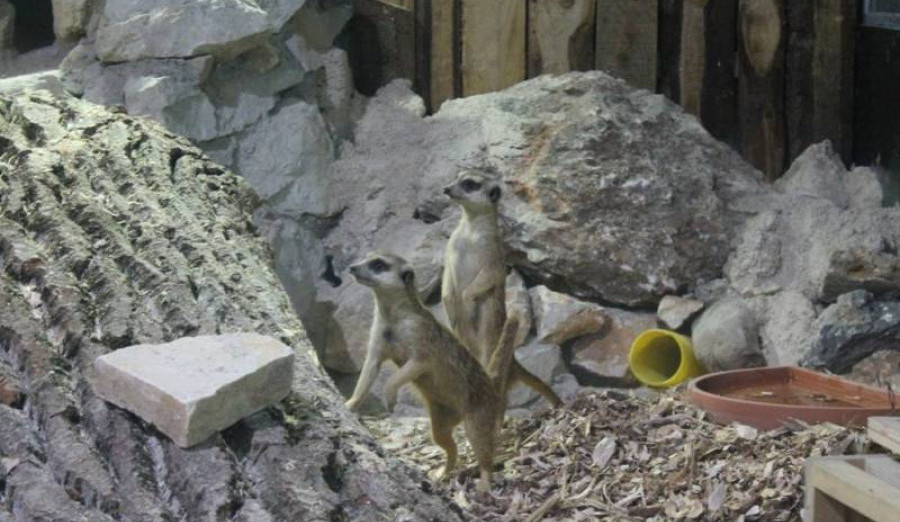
<box><xmin>657</xmin><ymin>295</ymin><xmax>704</xmax><ymax>330</ymax></box>
<box><xmin>0</xmin><ymin>93</ymin><xmax>457</xmax><ymax>521</ymax></box>
<box><xmin>846</xmin><ymin>166</ymin><xmax>884</xmax><ymax>209</ymax></box>
<box><xmin>822</xmin><ymin>248</ymin><xmax>900</xmax><ymax>302</ymax></box>
<box><xmin>725</xmin><ymin>143</ymin><xmax>900</xmax><ymax>301</ymax></box>
<box><xmin>508</xmin><ymin>343</ymin><xmax>563</xmax><ymax>408</ymax></box>
<box><xmin>0</xmin><ymin>70</ymin><xmax>68</xmax><ymax>97</ymax></box>
<box><xmin>692</xmin><ymin>298</ymin><xmax>766</xmax><ymax>372</ymax></box>
<box><xmin>569</xmin><ymin>308</ymin><xmax>655</xmax><ymax>385</ymax></box>
<box><xmin>802</xmin><ymin>291</ymin><xmax>900</xmax><ymax>373</ymax></box>
<box><xmin>94</xmin><ymin>334</ymin><xmax>294</xmax><ymax>447</ymax></box>
<box><xmin>52</xmin><ymin>0</ymin><xmax>92</xmax><ymax>41</ymax></box>
<box><xmin>95</xmin><ymin>1</ymin><xmax>274</xmax><ymax>62</ymax></box>
<box><xmin>506</xmin><ymin>269</ymin><xmax>533</xmax><ymax>347</ymax></box>
<box><xmin>530</xmin><ymin>285</ymin><xmax>606</xmax><ymax>345</ymax></box>
<box><xmin>845</xmin><ymin>349</ymin><xmax>900</xmax><ymax>390</ymax></box>
<box><xmin>775</xmin><ymin>140</ymin><xmax>851</xmax><ymax>209</ymax></box>
<box><xmin>0</xmin><ymin>0</ymin><xmax>13</xmax><ymax>50</ymax></box>
<box><xmin>757</xmin><ymin>291</ymin><xmax>817</xmax><ymax>366</ymax></box>
<box><xmin>0</xmin><ymin>363</ymin><xmax>22</xmax><ymax>407</ymax></box>
<box><xmin>235</xmin><ymin>100</ymin><xmax>333</xmax><ymax>202</ymax></box>
<box><xmin>551</xmin><ymin>373</ymin><xmax>581</xmax><ymax>404</ymax></box>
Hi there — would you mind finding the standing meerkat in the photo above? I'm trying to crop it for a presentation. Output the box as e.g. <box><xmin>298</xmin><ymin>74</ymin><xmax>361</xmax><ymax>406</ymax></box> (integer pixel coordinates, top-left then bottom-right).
<box><xmin>442</xmin><ymin>170</ymin><xmax>562</xmax><ymax>407</ymax></box>
<box><xmin>344</xmin><ymin>252</ymin><xmax>519</xmax><ymax>492</ymax></box>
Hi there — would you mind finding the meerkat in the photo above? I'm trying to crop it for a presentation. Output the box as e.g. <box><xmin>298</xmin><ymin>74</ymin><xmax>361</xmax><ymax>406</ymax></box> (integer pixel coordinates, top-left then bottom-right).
<box><xmin>442</xmin><ymin>170</ymin><xmax>562</xmax><ymax>407</ymax></box>
<box><xmin>344</xmin><ymin>251</ymin><xmax>518</xmax><ymax>492</ymax></box>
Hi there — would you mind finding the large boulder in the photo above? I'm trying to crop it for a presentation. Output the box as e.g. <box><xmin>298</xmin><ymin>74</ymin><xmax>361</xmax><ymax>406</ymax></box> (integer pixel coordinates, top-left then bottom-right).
<box><xmin>274</xmin><ymin>73</ymin><xmax>768</xmax><ymax>376</ymax></box>
<box><xmin>0</xmin><ymin>92</ymin><xmax>459</xmax><ymax>521</ymax></box>
<box><xmin>692</xmin><ymin>299</ymin><xmax>767</xmax><ymax>372</ymax></box>
<box><xmin>802</xmin><ymin>291</ymin><xmax>900</xmax><ymax>373</ymax></box>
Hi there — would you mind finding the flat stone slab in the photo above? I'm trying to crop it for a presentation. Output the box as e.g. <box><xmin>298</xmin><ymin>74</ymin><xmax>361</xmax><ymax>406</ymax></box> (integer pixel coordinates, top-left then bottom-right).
<box><xmin>93</xmin><ymin>334</ymin><xmax>294</xmax><ymax>447</ymax></box>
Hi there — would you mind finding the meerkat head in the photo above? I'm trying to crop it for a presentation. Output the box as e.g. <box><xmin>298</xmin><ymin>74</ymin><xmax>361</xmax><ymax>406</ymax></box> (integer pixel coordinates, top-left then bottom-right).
<box><xmin>443</xmin><ymin>170</ymin><xmax>502</xmax><ymax>212</ymax></box>
<box><xmin>349</xmin><ymin>251</ymin><xmax>415</xmax><ymax>295</ymax></box>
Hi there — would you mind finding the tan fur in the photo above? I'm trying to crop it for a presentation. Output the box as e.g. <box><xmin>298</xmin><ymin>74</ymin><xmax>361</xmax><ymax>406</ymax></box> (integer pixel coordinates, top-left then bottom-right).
<box><xmin>441</xmin><ymin>170</ymin><xmax>562</xmax><ymax>407</ymax></box>
<box><xmin>345</xmin><ymin>252</ymin><xmax>518</xmax><ymax>492</ymax></box>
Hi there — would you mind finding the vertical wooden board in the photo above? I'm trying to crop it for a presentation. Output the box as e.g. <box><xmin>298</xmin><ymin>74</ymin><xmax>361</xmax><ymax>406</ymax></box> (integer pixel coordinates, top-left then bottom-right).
<box><xmin>737</xmin><ymin>0</ymin><xmax>786</xmax><ymax>180</ymax></box>
<box><xmin>811</xmin><ymin>0</ymin><xmax>855</xmax><ymax>163</ymax></box>
<box><xmin>596</xmin><ymin>0</ymin><xmax>659</xmax><ymax>91</ymax></box>
<box><xmin>700</xmin><ymin>0</ymin><xmax>738</xmax><ymax>146</ymax></box>
<box><xmin>656</xmin><ymin>0</ymin><xmax>682</xmax><ymax>100</ymax></box>
<box><xmin>679</xmin><ymin>0</ymin><xmax>707</xmax><ymax>117</ymax></box>
<box><xmin>348</xmin><ymin>0</ymin><xmax>416</xmax><ymax>96</ymax></box>
<box><xmin>429</xmin><ymin>0</ymin><xmax>455</xmax><ymax>110</ymax></box>
<box><xmin>460</xmin><ymin>0</ymin><xmax>526</xmax><ymax>96</ymax></box>
<box><xmin>527</xmin><ymin>0</ymin><xmax>595</xmax><ymax>77</ymax></box>
<box><xmin>785</xmin><ymin>0</ymin><xmax>814</xmax><ymax>162</ymax></box>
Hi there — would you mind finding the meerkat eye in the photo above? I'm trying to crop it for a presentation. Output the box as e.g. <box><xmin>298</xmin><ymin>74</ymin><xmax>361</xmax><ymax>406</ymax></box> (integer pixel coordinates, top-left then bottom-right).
<box><xmin>461</xmin><ymin>179</ymin><xmax>481</xmax><ymax>192</ymax></box>
<box><xmin>368</xmin><ymin>259</ymin><xmax>389</xmax><ymax>273</ymax></box>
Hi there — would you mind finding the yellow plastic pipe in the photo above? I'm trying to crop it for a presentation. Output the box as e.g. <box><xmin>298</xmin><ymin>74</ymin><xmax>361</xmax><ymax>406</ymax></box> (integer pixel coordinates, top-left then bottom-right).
<box><xmin>629</xmin><ymin>329</ymin><xmax>706</xmax><ymax>388</ymax></box>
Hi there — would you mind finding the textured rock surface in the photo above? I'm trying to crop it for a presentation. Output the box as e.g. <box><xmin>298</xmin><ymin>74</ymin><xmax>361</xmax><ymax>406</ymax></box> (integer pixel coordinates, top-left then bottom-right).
<box><xmin>94</xmin><ymin>334</ymin><xmax>294</xmax><ymax>447</ymax></box>
<box><xmin>0</xmin><ymin>363</ymin><xmax>22</xmax><ymax>407</ymax></box>
<box><xmin>530</xmin><ymin>285</ymin><xmax>607</xmax><ymax>345</ymax></box>
<box><xmin>692</xmin><ymin>299</ymin><xmax>766</xmax><ymax>372</ymax></box>
<box><xmin>569</xmin><ymin>308</ymin><xmax>655</xmax><ymax>385</ymax></box>
<box><xmin>0</xmin><ymin>70</ymin><xmax>67</xmax><ymax>97</ymax></box>
<box><xmin>756</xmin><ymin>291</ymin><xmax>817</xmax><ymax>366</ymax></box>
<box><xmin>847</xmin><ymin>350</ymin><xmax>900</xmax><ymax>390</ymax></box>
<box><xmin>657</xmin><ymin>295</ymin><xmax>704</xmax><ymax>330</ymax></box>
<box><xmin>802</xmin><ymin>291</ymin><xmax>900</xmax><ymax>373</ymax></box>
<box><xmin>0</xmin><ymin>93</ymin><xmax>460</xmax><ymax>521</ymax></box>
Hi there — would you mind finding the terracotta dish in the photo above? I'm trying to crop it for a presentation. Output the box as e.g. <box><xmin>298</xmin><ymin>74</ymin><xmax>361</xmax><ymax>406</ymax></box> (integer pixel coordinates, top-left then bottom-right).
<box><xmin>689</xmin><ymin>366</ymin><xmax>897</xmax><ymax>430</ymax></box>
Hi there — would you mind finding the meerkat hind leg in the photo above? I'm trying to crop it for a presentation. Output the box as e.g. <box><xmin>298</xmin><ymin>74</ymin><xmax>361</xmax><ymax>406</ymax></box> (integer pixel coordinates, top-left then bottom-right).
<box><xmin>425</xmin><ymin>399</ymin><xmax>462</xmax><ymax>480</ymax></box>
<box><xmin>463</xmin><ymin>412</ymin><xmax>499</xmax><ymax>494</ymax></box>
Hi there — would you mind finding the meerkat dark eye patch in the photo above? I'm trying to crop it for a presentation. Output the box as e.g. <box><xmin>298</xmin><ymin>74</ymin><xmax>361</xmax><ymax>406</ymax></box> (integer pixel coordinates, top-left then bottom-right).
<box><xmin>461</xmin><ymin>179</ymin><xmax>481</xmax><ymax>192</ymax></box>
<box><xmin>368</xmin><ymin>259</ymin><xmax>389</xmax><ymax>273</ymax></box>
<box><xmin>489</xmin><ymin>186</ymin><xmax>501</xmax><ymax>202</ymax></box>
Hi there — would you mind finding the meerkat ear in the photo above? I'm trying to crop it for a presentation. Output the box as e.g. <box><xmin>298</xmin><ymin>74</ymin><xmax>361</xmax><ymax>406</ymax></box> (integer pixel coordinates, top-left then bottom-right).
<box><xmin>489</xmin><ymin>186</ymin><xmax>501</xmax><ymax>203</ymax></box>
<box><xmin>400</xmin><ymin>268</ymin><xmax>414</xmax><ymax>286</ymax></box>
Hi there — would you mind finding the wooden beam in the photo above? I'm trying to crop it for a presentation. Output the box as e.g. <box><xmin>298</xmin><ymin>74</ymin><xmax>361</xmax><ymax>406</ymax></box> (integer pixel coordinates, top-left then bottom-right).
<box><xmin>657</xmin><ymin>0</ymin><xmax>682</xmax><ymax>100</ymax></box>
<box><xmin>737</xmin><ymin>0</ymin><xmax>786</xmax><ymax>180</ymax></box>
<box><xmin>349</xmin><ymin>0</ymin><xmax>416</xmax><ymax>96</ymax></box>
<box><xmin>811</xmin><ymin>0</ymin><xmax>855</xmax><ymax>163</ymax></box>
<box><xmin>527</xmin><ymin>0</ymin><xmax>595</xmax><ymax>77</ymax></box>
<box><xmin>460</xmin><ymin>0</ymin><xmax>526</xmax><ymax>96</ymax></box>
<box><xmin>679</xmin><ymin>0</ymin><xmax>708</xmax><ymax>117</ymax></box>
<box><xmin>700</xmin><ymin>0</ymin><xmax>739</xmax><ymax>146</ymax></box>
<box><xmin>428</xmin><ymin>0</ymin><xmax>456</xmax><ymax>110</ymax></box>
<box><xmin>595</xmin><ymin>0</ymin><xmax>659</xmax><ymax>91</ymax></box>
<box><xmin>869</xmin><ymin>417</ymin><xmax>900</xmax><ymax>455</ymax></box>
<box><xmin>805</xmin><ymin>456</ymin><xmax>900</xmax><ymax>522</ymax></box>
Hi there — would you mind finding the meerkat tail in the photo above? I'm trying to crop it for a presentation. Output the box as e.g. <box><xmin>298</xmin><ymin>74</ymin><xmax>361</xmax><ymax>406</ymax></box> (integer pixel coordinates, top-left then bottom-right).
<box><xmin>485</xmin><ymin>315</ymin><xmax>520</xmax><ymax>394</ymax></box>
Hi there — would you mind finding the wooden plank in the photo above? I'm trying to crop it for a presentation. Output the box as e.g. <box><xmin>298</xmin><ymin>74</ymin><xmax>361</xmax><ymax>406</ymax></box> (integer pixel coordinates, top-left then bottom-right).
<box><xmin>657</xmin><ymin>0</ymin><xmax>682</xmax><ymax>100</ymax></box>
<box><xmin>811</xmin><ymin>0</ymin><xmax>855</xmax><ymax>163</ymax></box>
<box><xmin>460</xmin><ymin>0</ymin><xmax>526</xmax><ymax>96</ymax></box>
<box><xmin>869</xmin><ymin>417</ymin><xmax>900</xmax><ymax>455</ymax></box>
<box><xmin>595</xmin><ymin>0</ymin><xmax>659</xmax><ymax>91</ymax></box>
<box><xmin>679</xmin><ymin>0</ymin><xmax>708</xmax><ymax>117</ymax></box>
<box><xmin>428</xmin><ymin>0</ymin><xmax>456</xmax><ymax>110</ymax></box>
<box><xmin>785</xmin><ymin>0</ymin><xmax>855</xmax><ymax>165</ymax></box>
<box><xmin>805</xmin><ymin>456</ymin><xmax>900</xmax><ymax>522</ymax></box>
<box><xmin>854</xmin><ymin>26</ymin><xmax>900</xmax><ymax>205</ymax></box>
<box><xmin>737</xmin><ymin>0</ymin><xmax>786</xmax><ymax>180</ymax></box>
<box><xmin>700</xmin><ymin>0</ymin><xmax>739</xmax><ymax>146</ymax></box>
<box><xmin>348</xmin><ymin>0</ymin><xmax>416</xmax><ymax>96</ymax></box>
<box><xmin>527</xmin><ymin>0</ymin><xmax>595</xmax><ymax>77</ymax></box>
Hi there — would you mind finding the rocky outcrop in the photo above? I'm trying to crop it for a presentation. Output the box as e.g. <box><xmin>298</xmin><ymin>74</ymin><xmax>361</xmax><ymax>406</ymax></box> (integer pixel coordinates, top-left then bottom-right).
<box><xmin>270</xmin><ymin>73</ymin><xmax>768</xmax><ymax>382</ymax></box>
<box><xmin>59</xmin><ymin>0</ymin><xmax>359</xmax><ymax>187</ymax></box>
<box><xmin>692</xmin><ymin>299</ymin><xmax>766</xmax><ymax>372</ymax></box>
<box><xmin>0</xmin><ymin>93</ymin><xmax>459</xmax><ymax>521</ymax></box>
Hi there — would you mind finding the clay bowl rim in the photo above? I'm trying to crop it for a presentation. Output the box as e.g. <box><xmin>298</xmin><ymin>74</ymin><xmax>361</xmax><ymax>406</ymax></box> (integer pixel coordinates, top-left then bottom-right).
<box><xmin>688</xmin><ymin>365</ymin><xmax>896</xmax><ymax>412</ymax></box>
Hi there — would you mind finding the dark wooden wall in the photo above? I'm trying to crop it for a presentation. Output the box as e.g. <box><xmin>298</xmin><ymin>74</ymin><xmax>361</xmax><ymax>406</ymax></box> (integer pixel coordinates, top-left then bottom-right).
<box><xmin>345</xmin><ymin>0</ymin><xmax>896</xmax><ymax>184</ymax></box>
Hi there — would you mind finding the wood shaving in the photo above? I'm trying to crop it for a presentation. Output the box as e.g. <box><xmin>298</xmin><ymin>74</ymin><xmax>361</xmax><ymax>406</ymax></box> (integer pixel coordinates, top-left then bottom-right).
<box><xmin>365</xmin><ymin>390</ymin><xmax>869</xmax><ymax>521</ymax></box>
